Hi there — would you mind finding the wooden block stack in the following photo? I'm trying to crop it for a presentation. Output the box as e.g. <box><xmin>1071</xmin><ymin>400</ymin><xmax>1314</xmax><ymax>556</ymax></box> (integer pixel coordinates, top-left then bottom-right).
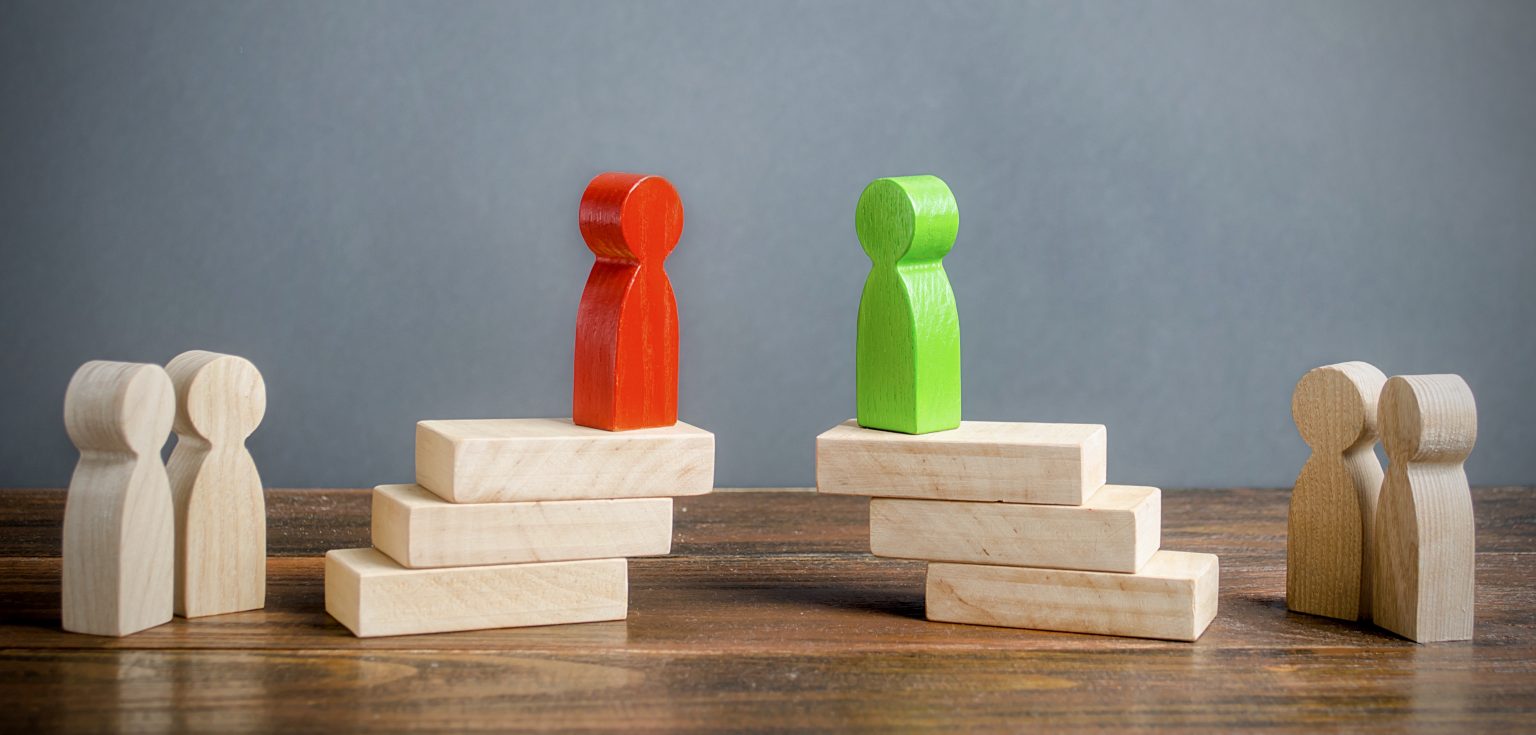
<box><xmin>817</xmin><ymin>419</ymin><xmax>1219</xmax><ymax>641</ymax></box>
<box><xmin>325</xmin><ymin>418</ymin><xmax>713</xmax><ymax>637</ymax></box>
<box><xmin>326</xmin><ymin>171</ymin><xmax>714</xmax><ymax>638</ymax></box>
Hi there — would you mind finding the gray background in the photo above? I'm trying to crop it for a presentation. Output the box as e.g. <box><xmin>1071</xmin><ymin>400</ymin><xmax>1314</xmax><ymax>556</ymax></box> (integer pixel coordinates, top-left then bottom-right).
<box><xmin>3</xmin><ymin>0</ymin><xmax>1533</xmax><ymax>489</ymax></box>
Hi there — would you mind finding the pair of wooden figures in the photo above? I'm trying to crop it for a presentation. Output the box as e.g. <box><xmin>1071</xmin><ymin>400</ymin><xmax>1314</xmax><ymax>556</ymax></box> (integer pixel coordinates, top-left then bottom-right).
<box><xmin>62</xmin><ymin>351</ymin><xmax>266</xmax><ymax>636</ymax></box>
<box><xmin>1288</xmin><ymin>362</ymin><xmax>1476</xmax><ymax>643</ymax></box>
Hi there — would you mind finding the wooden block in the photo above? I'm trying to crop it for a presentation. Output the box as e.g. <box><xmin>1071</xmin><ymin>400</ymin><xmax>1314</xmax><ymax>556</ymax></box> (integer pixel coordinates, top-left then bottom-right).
<box><xmin>870</xmin><ymin>485</ymin><xmax>1160</xmax><ymax>573</ymax></box>
<box><xmin>816</xmin><ymin>419</ymin><xmax>1106</xmax><ymax>504</ymax></box>
<box><xmin>926</xmin><ymin>551</ymin><xmax>1220</xmax><ymax>641</ymax></box>
<box><xmin>61</xmin><ymin>361</ymin><xmax>176</xmax><ymax>636</ymax></box>
<box><xmin>574</xmin><ymin>172</ymin><xmax>682</xmax><ymax>431</ymax></box>
<box><xmin>324</xmin><ymin>549</ymin><xmax>627</xmax><ymax>638</ymax></box>
<box><xmin>854</xmin><ymin>175</ymin><xmax>961</xmax><ymax>435</ymax></box>
<box><xmin>166</xmin><ymin>350</ymin><xmax>267</xmax><ymax>618</ymax></box>
<box><xmin>1287</xmin><ymin>361</ymin><xmax>1387</xmax><ymax>622</ymax></box>
<box><xmin>371</xmin><ymin>484</ymin><xmax>672</xmax><ymax>568</ymax></box>
<box><xmin>1373</xmin><ymin>374</ymin><xmax>1476</xmax><ymax>643</ymax></box>
<box><xmin>415</xmin><ymin>418</ymin><xmax>714</xmax><ymax>503</ymax></box>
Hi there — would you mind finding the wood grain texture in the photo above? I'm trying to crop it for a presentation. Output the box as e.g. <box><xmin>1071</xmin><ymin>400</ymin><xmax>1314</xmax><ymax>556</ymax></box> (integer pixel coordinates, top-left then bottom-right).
<box><xmin>1374</xmin><ymin>374</ymin><xmax>1477</xmax><ymax>643</ymax></box>
<box><xmin>2</xmin><ymin>487</ymin><xmax>1533</xmax><ymax>732</ymax></box>
<box><xmin>165</xmin><ymin>350</ymin><xmax>267</xmax><ymax>619</ymax></box>
<box><xmin>0</xmin><ymin>646</ymin><xmax>1533</xmax><ymax>733</ymax></box>
<box><xmin>371</xmin><ymin>484</ymin><xmax>671</xmax><ymax>568</ymax></box>
<box><xmin>60</xmin><ymin>361</ymin><xmax>176</xmax><ymax>637</ymax></box>
<box><xmin>870</xmin><ymin>485</ymin><xmax>1160</xmax><ymax>572</ymax></box>
<box><xmin>573</xmin><ymin>172</ymin><xmax>682</xmax><ymax>432</ymax></box>
<box><xmin>324</xmin><ymin>549</ymin><xmax>627</xmax><ymax>638</ymax></box>
<box><xmin>854</xmin><ymin>175</ymin><xmax>961</xmax><ymax>435</ymax></box>
<box><xmin>1288</xmin><ymin>361</ymin><xmax>1388</xmax><ymax>621</ymax></box>
<box><xmin>414</xmin><ymin>418</ymin><xmax>713</xmax><ymax>503</ymax></box>
<box><xmin>817</xmin><ymin>419</ymin><xmax>1107</xmax><ymax>504</ymax></box>
<box><xmin>926</xmin><ymin>551</ymin><xmax>1220</xmax><ymax>641</ymax></box>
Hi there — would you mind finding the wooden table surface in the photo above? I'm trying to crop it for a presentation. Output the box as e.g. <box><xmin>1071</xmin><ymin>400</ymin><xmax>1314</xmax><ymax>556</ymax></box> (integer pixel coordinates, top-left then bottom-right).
<box><xmin>0</xmin><ymin>487</ymin><xmax>1532</xmax><ymax>733</ymax></box>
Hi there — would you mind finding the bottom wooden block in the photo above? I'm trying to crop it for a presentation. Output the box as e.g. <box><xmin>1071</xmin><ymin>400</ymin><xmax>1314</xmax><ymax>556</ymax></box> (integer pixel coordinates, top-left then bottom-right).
<box><xmin>925</xmin><ymin>550</ymin><xmax>1220</xmax><ymax>641</ymax></box>
<box><xmin>324</xmin><ymin>549</ymin><xmax>627</xmax><ymax>638</ymax></box>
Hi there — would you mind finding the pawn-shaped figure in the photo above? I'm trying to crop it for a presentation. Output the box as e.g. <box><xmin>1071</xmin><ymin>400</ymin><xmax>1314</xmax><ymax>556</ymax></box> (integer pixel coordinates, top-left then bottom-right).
<box><xmin>62</xmin><ymin>361</ymin><xmax>176</xmax><ymax>636</ymax></box>
<box><xmin>854</xmin><ymin>175</ymin><xmax>961</xmax><ymax>434</ymax></box>
<box><xmin>573</xmin><ymin>172</ymin><xmax>682</xmax><ymax>431</ymax></box>
<box><xmin>1287</xmin><ymin>361</ymin><xmax>1387</xmax><ymax>621</ymax></box>
<box><xmin>1373</xmin><ymin>374</ymin><xmax>1477</xmax><ymax>642</ymax></box>
<box><xmin>166</xmin><ymin>351</ymin><xmax>268</xmax><ymax>618</ymax></box>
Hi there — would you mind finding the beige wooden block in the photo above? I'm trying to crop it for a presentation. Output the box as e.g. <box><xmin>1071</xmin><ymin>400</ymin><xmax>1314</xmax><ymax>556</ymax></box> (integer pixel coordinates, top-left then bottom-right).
<box><xmin>372</xmin><ymin>484</ymin><xmax>672</xmax><ymax>568</ymax></box>
<box><xmin>415</xmin><ymin>418</ymin><xmax>714</xmax><ymax>503</ymax></box>
<box><xmin>926</xmin><ymin>551</ymin><xmax>1220</xmax><ymax>641</ymax></box>
<box><xmin>1287</xmin><ymin>361</ymin><xmax>1388</xmax><ymax>622</ymax></box>
<box><xmin>871</xmin><ymin>485</ymin><xmax>1160</xmax><ymax>573</ymax></box>
<box><xmin>324</xmin><ymin>549</ymin><xmax>627</xmax><ymax>638</ymax></box>
<box><xmin>166</xmin><ymin>351</ymin><xmax>267</xmax><ymax>619</ymax></box>
<box><xmin>816</xmin><ymin>420</ymin><xmax>1106</xmax><ymax>505</ymax></box>
<box><xmin>1373</xmin><ymin>374</ymin><xmax>1476</xmax><ymax>643</ymax></box>
<box><xmin>62</xmin><ymin>361</ymin><xmax>176</xmax><ymax>637</ymax></box>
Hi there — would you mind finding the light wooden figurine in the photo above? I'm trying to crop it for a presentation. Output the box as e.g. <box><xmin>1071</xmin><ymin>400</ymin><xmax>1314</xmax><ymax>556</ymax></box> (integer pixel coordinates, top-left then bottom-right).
<box><xmin>1373</xmin><ymin>374</ymin><xmax>1477</xmax><ymax>643</ymax></box>
<box><xmin>573</xmin><ymin>172</ymin><xmax>683</xmax><ymax>432</ymax></box>
<box><xmin>1287</xmin><ymin>361</ymin><xmax>1387</xmax><ymax>621</ymax></box>
<box><xmin>854</xmin><ymin>175</ymin><xmax>961</xmax><ymax>435</ymax></box>
<box><xmin>166</xmin><ymin>351</ymin><xmax>267</xmax><ymax>618</ymax></box>
<box><xmin>61</xmin><ymin>361</ymin><xmax>176</xmax><ymax>636</ymax></box>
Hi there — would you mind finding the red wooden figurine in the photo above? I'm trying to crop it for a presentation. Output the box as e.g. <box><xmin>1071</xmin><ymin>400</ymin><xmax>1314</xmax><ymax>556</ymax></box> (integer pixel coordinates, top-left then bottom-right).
<box><xmin>573</xmin><ymin>172</ymin><xmax>683</xmax><ymax>431</ymax></box>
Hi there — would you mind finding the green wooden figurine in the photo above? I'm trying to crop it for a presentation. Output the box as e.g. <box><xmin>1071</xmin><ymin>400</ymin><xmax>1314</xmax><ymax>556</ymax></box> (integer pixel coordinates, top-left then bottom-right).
<box><xmin>854</xmin><ymin>175</ymin><xmax>961</xmax><ymax>434</ymax></box>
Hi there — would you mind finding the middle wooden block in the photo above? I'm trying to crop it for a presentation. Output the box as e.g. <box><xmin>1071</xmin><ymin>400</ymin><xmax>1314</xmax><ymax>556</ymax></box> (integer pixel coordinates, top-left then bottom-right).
<box><xmin>415</xmin><ymin>418</ymin><xmax>714</xmax><ymax>503</ymax></box>
<box><xmin>372</xmin><ymin>484</ymin><xmax>674</xmax><ymax>569</ymax></box>
<box><xmin>869</xmin><ymin>485</ymin><xmax>1161</xmax><ymax>573</ymax></box>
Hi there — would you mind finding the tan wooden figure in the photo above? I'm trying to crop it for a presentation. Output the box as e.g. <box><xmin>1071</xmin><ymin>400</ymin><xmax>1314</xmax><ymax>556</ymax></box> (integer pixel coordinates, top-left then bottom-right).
<box><xmin>61</xmin><ymin>361</ymin><xmax>176</xmax><ymax>636</ymax></box>
<box><xmin>1287</xmin><ymin>361</ymin><xmax>1388</xmax><ymax>621</ymax></box>
<box><xmin>1372</xmin><ymin>374</ymin><xmax>1477</xmax><ymax>643</ymax></box>
<box><xmin>166</xmin><ymin>351</ymin><xmax>267</xmax><ymax>618</ymax></box>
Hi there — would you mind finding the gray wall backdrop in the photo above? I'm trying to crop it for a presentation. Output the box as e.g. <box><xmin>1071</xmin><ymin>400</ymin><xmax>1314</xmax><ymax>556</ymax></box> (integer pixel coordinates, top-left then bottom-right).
<box><xmin>3</xmin><ymin>0</ymin><xmax>1534</xmax><ymax>489</ymax></box>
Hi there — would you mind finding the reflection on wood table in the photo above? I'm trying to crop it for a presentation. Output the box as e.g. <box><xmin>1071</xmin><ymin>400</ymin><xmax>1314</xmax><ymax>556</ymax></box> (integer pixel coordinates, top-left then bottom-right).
<box><xmin>0</xmin><ymin>487</ymin><xmax>1533</xmax><ymax>732</ymax></box>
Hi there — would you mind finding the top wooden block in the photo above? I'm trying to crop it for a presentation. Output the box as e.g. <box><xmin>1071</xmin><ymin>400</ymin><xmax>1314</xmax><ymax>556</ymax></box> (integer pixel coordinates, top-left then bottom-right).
<box><xmin>816</xmin><ymin>420</ymin><xmax>1106</xmax><ymax>505</ymax></box>
<box><xmin>415</xmin><ymin>418</ymin><xmax>714</xmax><ymax>503</ymax></box>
